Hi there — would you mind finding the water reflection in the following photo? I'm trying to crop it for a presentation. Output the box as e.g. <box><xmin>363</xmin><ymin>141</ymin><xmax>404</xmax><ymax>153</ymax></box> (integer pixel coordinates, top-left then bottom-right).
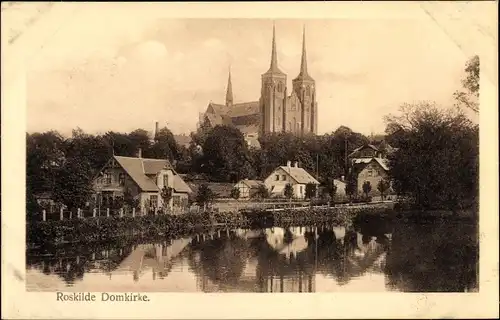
<box><xmin>26</xmin><ymin>217</ymin><xmax>478</xmax><ymax>292</ymax></box>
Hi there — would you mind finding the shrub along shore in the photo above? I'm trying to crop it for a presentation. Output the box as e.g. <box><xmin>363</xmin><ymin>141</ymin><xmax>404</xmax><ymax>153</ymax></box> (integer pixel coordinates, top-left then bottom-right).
<box><xmin>27</xmin><ymin>203</ymin><xmax>394</xmax><ymax>246</ymax></box>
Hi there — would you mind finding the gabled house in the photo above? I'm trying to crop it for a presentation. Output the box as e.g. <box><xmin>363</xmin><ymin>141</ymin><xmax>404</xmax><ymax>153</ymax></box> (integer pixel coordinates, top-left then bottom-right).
<box><xmin>263</xmin><ymin>161</ymin><xmax>320</xmax><ymax>199</ymax></box>
<box><xmin>93</xmin><ymin>152</ymin><xmax>192</xmax><ymax>212</ymax></box>
<box><xmin>348</xmin><ymin>141</ymin><xmax>398</xmax><ymax>161</ymax></box>
<box><xmin>234</xmin><ymin>179</ymin><xmax>265</xmax><ymax>199</ymax></box>
<box><xmin>351</xmin><ymin>157</ymin><xmax>390</xmax><ymax>196</ymax></box>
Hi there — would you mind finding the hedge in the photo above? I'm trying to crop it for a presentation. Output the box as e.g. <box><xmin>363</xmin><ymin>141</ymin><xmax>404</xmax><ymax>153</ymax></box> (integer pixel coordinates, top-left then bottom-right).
<box><xmin>27</xmin><ymin>203</ymin><xmax>393</xmax><ymax>246</ymax></box>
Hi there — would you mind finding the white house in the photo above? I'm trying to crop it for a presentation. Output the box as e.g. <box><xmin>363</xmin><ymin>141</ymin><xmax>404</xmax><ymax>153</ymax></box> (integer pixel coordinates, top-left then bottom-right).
<box><xmin>93</xmin><ymin>151</ymin><xmax>192</xmax><ymax>213</ymax></box>
<box><xmin>263</xmin><ymin>161</ymin><xmax>320</xmax><ymax>199</ymax></box>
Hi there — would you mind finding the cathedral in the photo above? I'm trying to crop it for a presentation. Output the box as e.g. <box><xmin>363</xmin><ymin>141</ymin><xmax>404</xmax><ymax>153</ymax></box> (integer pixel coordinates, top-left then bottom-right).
<box><xmin>200</xmin><ymin>25</ymin><xmax>318</xmax><ymax>141</ymax></box>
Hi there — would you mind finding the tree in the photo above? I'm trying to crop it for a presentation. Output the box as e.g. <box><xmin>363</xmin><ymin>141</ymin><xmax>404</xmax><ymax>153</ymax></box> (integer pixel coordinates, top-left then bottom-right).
<box><xmin>26</xmin><ymin>131</ymin><xmax>66</xmax><ymax>195</ymax></box>
<box><xmin>52</xmin><ymin>157</ymin><xmax>94</xmax><ymax>210</ymax></box>
<box><xmin>124</xmin><ymin>189</ymin><xmax>139</xmax><ymax>209</ymax></box>
<box><xmin>128</xmin><ymin>129</ymin><xmax>152</xmax><ymax>155</ymax></box>
<box><xmin>377</xmin><ymin>179</ymin><xmax>391</xmax><ymax>200</ymax></box>
<box><xmin>345</xmin><ymin>176</ymin><xmax>357</xmax><ymax>201</ymax></box>
<box><xmin>230</xmin><ymin>187</ymin><xmax>240</xmax><ymax>200</ymax></box>
<box><xmin>362</xmin><ymin>181</ymin><xmax>372</xmax><ymax>198</ymax></box>
<box><xmin>322</xmin><ymin>178</ymin><xmax>338</xmax><ymax>206</ymax></box>
<box><xmin>201</xmin><ymin>125</ymin><xmax>255</xmax><ymax>182</ymax></box>
<box><xmin>147</xmin><ymin>127</ymin><xmax>179</xmax><ymax>161</ymax></box>
<box><xmin>384</xmin><ymin>102</ymin><xmax>478</xmax><ymax>210</ymax></box>
<box><xmin>230</xmin><ymin>187</ymin><xmax>241</xmax><ymax>212</ymax></box>
<box><xmin>284</xmin><ymin>183</ymin><xmax>294</xmax><ymax>201</ymax></box>
<box><xmin>196</xmin><ymin>184</ymin><xmax>216</xmax><ymax>211</ymax></box>
<box><xmin>64</xmin><ymin>128</ymin><xmax>111</xmax><ymax>176</ymax></box>
<box><xmin>253</xmin><ymin>184</ymin><xmax>270</xmax><ymax>200</ymax></box>
<box><xmin>453</xmin><ymin>55</ymin><xmax>479</xmax><ymax>113</ymax></box>
<box><xmin>305</xmin><ymin>183</ymin><xmax>317</xmax><ymax>200</ymax></box>
<box><xmin>161</xmin><ymin>186</ymin><xmax>173</xmax><ymax>211</ymax></box>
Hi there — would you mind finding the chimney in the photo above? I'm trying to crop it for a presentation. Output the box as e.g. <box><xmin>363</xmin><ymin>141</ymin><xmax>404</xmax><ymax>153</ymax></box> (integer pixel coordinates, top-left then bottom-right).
<box><xmin>137</xmin><ymin>148</ymin><xmax>142</xmax><ymax>158</ymax></box>
<box><xmin>287</xmin><ymin>160</ymin><xmax>291</xmax><ymax>167</ymax></box>
<box><xmin>154</xmin><ymin>121</ymin><xmax>159</xmax><ymax>138</ymax></box>
<box><xmin>294</xmin><ymin>161</ymin><xmax>298</xmax><ymax>168</ymax></box>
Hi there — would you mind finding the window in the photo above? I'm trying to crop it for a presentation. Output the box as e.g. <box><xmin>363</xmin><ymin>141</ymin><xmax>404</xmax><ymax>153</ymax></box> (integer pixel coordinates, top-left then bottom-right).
<box><xmin>118</xmin><ymin>173</ymin><xmax>125</xmax><ymax>186</ymax></box>
<box><xmin>275</xmin><ymin>175</ymin><xmax>280</xmax><ymax>181</ymax></box>
<box><xmin>163</xmin><ymin>174</ymin><xmax>169</xmax><ymax>188</ymax></box>
<box><xmin>367</xmin><ymin>170</ymin><xmax>373</xmax><ymax>177</ymax></box>
<box><xmin>300</xmin><ymin>185</ymin><xmax>303</xmax><ymax>194</ymax></box>
<box><xmin>282</xmin><ymin>175</ymin><xmax>286</xmax><ymax>181</ymax></box>
<box><xmin>105</xmin><ymin>173</ymin><xmax>111</xmax><ymax>184</ymax></box>
<box><xmin>150</xmin><ymin>195</ymin><xmax>158</xmax><ymax>208</ymax></box>
<box><xmin>306</xmin><ymin>86</ymin><xmax>310</xmax><ymax>96</ymax></box>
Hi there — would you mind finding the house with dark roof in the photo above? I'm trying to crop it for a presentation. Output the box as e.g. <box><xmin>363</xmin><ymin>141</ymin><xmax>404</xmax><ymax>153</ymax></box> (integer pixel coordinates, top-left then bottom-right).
<box><xmin>348</xmin><ymin>141</ymin><xmax>398</xmax><ymax>160</ymax></box>
<box><xmin>234</xmin><ymin>179</ymin><xmax>265</xmax><ymax>199</ymax></box>
<box><xmin>263</xmin><ymin>161</ymin><xmax>320</xmax><ymax>199</ymax></box>
<box><xmin>347</xmin><ymin>141</ymin><xmax>396</xmax><ymax>197</ymax></box>
<box><xmin>351</xmin><ymin>157</ymin><xmax>391</xmax><ymax>196</ymax></box>
<box><xmin>93</xmin><ymin>151</ymin><xmax>192</xmax><ymax>213</ymax></box>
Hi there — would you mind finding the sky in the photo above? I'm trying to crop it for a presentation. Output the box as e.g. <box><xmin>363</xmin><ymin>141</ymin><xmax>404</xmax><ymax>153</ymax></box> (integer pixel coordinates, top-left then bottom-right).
<box><xmin>16</xmin><ymin>2</ymin><xmax>494</xmax><ymax>137</ymax></box>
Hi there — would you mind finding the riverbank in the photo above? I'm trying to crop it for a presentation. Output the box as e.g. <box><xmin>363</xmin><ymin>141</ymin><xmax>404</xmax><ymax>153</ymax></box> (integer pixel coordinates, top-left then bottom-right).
<box><xmin>27</xmin><ymin>203</ymin><xmax>394</xmax><ymax>246</ymax></box>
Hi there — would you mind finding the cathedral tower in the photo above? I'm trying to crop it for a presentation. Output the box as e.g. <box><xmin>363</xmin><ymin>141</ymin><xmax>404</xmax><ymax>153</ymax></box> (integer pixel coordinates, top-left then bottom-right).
<box><xmin>292</xmin><ymin>26</ymin><xmax>317</xmax><ymax>135</ymax></box>
<box><xmin>260</xmin><ymin>24</ymin><xmax>287</xmax><ymax>135</ymax></box>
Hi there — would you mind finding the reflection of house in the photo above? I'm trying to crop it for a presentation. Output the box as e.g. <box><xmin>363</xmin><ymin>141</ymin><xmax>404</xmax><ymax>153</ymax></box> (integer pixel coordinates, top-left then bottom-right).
<box><xmin>115</xmin><ymin>238</ymin><xmax>192</xmax><ymax>279</ymax></box>
<box><xmin>263</xmin><ymin>161</ymin><xmax>320</xmax><ymax>199</ymax></box>
<box><xmin>265</xmin><ymin>227</ymin><xmax>308</xmax><ymax>260</ymax></box>
<box><xmin>234</xmin><ymin>179</ymin><xmax>265</xmax><ymax>199</ymax></box>
<box><xmin>93</xmin><ymin>152</ymin><xmax>192</xmax><ymax>212</ymax></box>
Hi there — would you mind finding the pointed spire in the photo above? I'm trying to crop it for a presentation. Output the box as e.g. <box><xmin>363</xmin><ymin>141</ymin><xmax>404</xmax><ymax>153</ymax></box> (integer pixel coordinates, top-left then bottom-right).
<box><xmin>300</xmin><ymin>25</ymin><xmax>308</xmax><ymax>76</ymax></box>
<box><xmin>225</xmin><ymin>66</ymin><xmax>233</xmax><ymax>106</ymax></box>
<box><xmin>295</xmin><ymin>24</ymin><xmax>313</xmax><ymax>81</ymax></box>
<box><xmin>266</xmin><ymin>22</ymin><xmax>284</xmax><ymax>75</ymax></box>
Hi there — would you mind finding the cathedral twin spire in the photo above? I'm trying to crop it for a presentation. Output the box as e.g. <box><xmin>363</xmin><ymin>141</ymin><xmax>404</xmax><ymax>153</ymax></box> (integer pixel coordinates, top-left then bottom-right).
<box><xmin>226</xmin><ymin>23</ymin><xmax>312</xmax><ymax>106</ymax></box>
<box><xmin>265</xmin><ymin>23</ymin><xmax>311</xmax><ymax>81</ymax></box>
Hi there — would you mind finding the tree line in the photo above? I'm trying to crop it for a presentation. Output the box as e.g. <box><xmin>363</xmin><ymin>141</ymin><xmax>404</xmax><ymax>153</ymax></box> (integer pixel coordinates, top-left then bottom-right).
<box><xmin>27</xmin><ymin>55</ymin><xmax>480</xmax><ymax>213</ymax></box>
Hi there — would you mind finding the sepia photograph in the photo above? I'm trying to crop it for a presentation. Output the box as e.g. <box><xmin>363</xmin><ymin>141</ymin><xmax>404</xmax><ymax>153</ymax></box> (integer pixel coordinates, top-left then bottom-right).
<box><xmin>2</xmin><ymin>1</ymin><xmax>498</xmax><ymax>319</ymax></box>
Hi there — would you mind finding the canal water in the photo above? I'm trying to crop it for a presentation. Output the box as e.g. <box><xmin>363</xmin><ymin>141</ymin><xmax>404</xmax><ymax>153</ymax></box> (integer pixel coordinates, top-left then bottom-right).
<box><xmin>26</xmin><ymin>216</ymin><xmax>478</xmax><ymax>292</ymax></box>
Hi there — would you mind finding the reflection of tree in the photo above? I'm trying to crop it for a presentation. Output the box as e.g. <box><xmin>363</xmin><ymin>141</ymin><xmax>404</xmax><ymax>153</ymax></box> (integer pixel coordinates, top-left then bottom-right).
<box><xmin>27</xmin><ymin>242</ymin><xmax>135</xmax><ymax>285</ymax></box>
<box><xmin>196</xmin><ymin>234</ymin><xmax>248</xmax><ymax>286</ymax></box>
<box><xmin>384</xmin><ymin>220</ymin><xmax>478</xmax><ymax>292</ymax></box>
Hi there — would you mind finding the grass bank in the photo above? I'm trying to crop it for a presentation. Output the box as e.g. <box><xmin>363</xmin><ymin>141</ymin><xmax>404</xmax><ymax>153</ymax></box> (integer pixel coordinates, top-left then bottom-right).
<box><xmin>27</xmin><ymin>203</ymin><xmax>394</xmax><ymax>246</ymax></box>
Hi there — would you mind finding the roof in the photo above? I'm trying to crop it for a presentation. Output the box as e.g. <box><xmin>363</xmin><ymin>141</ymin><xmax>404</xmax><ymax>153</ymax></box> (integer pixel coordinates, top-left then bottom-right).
<box><xmin>276</xmin><ymin>166</ymin><xmax>320</xmax><ymax>185</ymax></box>
<box><xmin>348</xmin><ymin>144</ymin><xmax>379</xmax><ymax>158</ymax></box>
<box><xmin>172</xmin><ymin>174</ymin><xmax>193</xmax><ymax>193</ymax></box>
<box><xmin>114</xmin><ymin>156</ymin><xmax>161</xmax><ymax>191</ymax></box>
<box><xmin>207</xmin><ymin>102</ymin><xmax>228</xmax><ymax>115</ymax></box>
<box><xmin>238</xmin><ymin>179</ymin><xmax>264</xmax><ymax>189</ymax></box>
<box><xmin>352</xmin><ymin>157</ymin><xmax>389</xmax><ymax>171</ymax></box>
<box><xmin>113</xmin><ymin>156</ymin><xmax>191</xmax><ymax>193</ymax></box>
<box><xmin>187</xmin><ymin>182</ymin><xmax>235</xmax><ymax>198</ymax></box>
<box><xmin>227</xmin><ymin>101</ymin><xmax>260</xmax><ymax>118</ymax></box>
<box><xmin>142</xmin><ymin>158</ymin><xmax>173</xmax><ymax>175</ymax></box>
<box><xmin>237</xmin><ymin>124</ymin><xmax>260</xmax><ymax>135</ymax></box>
